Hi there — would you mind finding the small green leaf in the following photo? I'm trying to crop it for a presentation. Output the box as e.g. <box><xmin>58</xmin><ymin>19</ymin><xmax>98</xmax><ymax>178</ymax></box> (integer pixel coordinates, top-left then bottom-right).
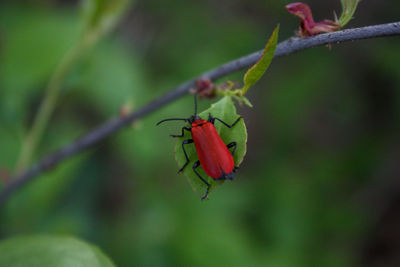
<box><xmin>174</xmin><ymin>96</ymin><xmax>247</xmax><ymax>198</ymax></box>
<box><xmin>232</xmin><ymin>95</ymin><xmax>253</xmax><ymax>107</ymax></box>
<box><xmin>0</xmin><ymin>235</ymin><xmax>115</xmax><ymax>267</ymax></box>
<box><xmin>338</xmin><ymin>0</ymin><xmax>360</xmax><ymax>27</ymax></box>
<box><xmin>241</xmin><ymin>25</ymin><xmax>279</xmax><ymax>95</ymax></box>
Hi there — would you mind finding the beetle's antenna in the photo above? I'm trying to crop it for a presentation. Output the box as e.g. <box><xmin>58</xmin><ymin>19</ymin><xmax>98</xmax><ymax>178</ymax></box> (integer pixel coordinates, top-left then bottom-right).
<box><xmin>156</xmin><ymin>118</ymin><xmax>187</xmax><ymax>126</ymax></box>
<box><xmin>194</xmin><ymin>93</ymin><xmax>198</xmax><ymax>116</ymax></box>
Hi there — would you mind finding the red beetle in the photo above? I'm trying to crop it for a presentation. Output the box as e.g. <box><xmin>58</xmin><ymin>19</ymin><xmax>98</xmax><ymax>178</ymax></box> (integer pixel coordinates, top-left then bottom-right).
<box><xmin>157</xmin><ymin>94</ymin><xmax>241</xmax><ymax>199</ymax></box>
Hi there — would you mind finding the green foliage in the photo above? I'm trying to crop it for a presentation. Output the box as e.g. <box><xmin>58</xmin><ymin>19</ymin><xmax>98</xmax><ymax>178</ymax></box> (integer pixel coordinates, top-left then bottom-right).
<box><xmin>0</xmin><ymin>7</ymin><xmax>80</xmax><ymax>102</ymax></box>
<box><xmin>241</xmin><ymin>25</ymin><xmax>279</xmax><ymax>95</ymax></box>
<box><xmin>174</xmin><ymin>96</ymin><xmax>247</xmax><ymax>198</ymax></box>
<box><xmin>338</xmin><ymin>0</ymin><xmax>360</xmax><ymax>26</ymax></box>
<box><xmin>81</xmin><ymin>0</ymin><xmax>133</xmax><ymax>44</ymax></box>
<box><xmin>0</xmin><ymin>6</ymin><xmax>83</xmax><ymax>169</ymax></box>
<box><xmin>0</xmin><ymin>235</ymin><xmax>115</xmax><ymax>267</ymax></box>
<box><xmin>13</xmin><ymin>0</ymin><xmax>134</xmax><ymax>170</ymax></box>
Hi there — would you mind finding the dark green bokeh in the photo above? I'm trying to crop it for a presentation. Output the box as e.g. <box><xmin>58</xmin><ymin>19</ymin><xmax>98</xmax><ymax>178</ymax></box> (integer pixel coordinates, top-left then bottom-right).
<box><xmin>1</xmin><ymin>1</ymin><xmax>400</xmax><ymax>266</ymax></box>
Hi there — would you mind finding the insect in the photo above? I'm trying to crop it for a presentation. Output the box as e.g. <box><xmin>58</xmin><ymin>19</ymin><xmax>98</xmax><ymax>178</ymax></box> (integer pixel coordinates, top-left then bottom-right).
<box><xmin>157</xmin><ymin>94</ymin><xmax>241</xmax><ymax>199</ymax></box>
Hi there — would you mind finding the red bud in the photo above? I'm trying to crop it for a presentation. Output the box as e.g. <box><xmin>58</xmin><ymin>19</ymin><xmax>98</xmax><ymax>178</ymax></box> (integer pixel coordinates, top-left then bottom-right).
<box><xmin>286</xmin><ymin>2</ymin><xmax>340</xmax><ymax>37</ymax></box>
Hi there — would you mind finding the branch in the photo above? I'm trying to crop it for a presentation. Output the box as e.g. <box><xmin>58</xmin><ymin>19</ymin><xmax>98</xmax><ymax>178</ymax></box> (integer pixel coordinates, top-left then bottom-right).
<box><xmin>1</xmin><ymin>22</ymin><xmax>399</xmax><ymax>206</ymax></box>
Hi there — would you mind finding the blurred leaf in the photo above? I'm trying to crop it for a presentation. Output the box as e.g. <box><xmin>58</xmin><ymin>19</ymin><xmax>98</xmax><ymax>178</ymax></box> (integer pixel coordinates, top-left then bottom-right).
<box><xmin>11</xmin><ymin>0</ymin><xmax>134</xmax><ymax>170</ymax></box>
<box><xmin>0</xmin><ymin>235</ymin><xmax>115</xmax><ymax>267</ymax></box>
<box><xmin>174</xmin><ymin>96</ymin><xmax>247</xmax><ymax>198</ymax></box>
<box><xmin>338</xmin><ymin>0</ymin><xmax>360</xmax><ymax>26</ymax></box>
<box><xmin>0</xmin><ymin>7</ymin><xmax>80</xmax><ymax>97</ymax></box>
<box><xmin>76</xmin><ymin>42</ymin><xmax>145</xmax><ymax>115</ymax></box>
<box><xmin>80</xmin><ymin>0</ymin><xmax>132</xmax><ymax>44</ymax></box>
<box><xmin>241</xmin><ymin>25</ymin><xmax>279</xmax><ymax>95</ymax></box>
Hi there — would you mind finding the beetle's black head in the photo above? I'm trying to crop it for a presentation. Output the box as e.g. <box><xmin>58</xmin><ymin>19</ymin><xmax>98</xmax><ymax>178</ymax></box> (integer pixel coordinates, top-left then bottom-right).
<box><xmin>188</xmin><ymin>115</ymin><xmax>201</xmax><ymax>124</ymax></box>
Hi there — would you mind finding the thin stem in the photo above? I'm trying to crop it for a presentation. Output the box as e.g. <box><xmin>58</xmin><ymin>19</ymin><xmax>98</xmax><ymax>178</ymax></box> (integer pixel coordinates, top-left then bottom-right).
<box><xmin>1</xmin><ymin>21</ymin><xmax>400</xmax><ymax>206</ymax></box>
<box><xmin>15</xmin><ymin>43</ymin><xmax>84</xmax><ymax>172</ymax></box>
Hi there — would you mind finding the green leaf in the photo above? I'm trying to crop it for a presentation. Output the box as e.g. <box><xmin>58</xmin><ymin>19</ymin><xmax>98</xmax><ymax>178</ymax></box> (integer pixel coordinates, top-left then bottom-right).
<box><xmin>241</xmin><ymin>25</ymin><xmax>279</xmax><ymax>95</ymax></box>
<box><xmin>0</xmin><ymin>235</ymin><xmax>115</xmax><ymax>267</ymax></box>
<box><xmin>338</xmin><ymin>0</ymin><xmax>360</xmax><ymax>27</ymax></box>
<box><xmin>234</xmin><ymin>95</ymin><xmax>253</xmax><ymax>108</ymax></box>
<box><xmin>174</xmin><ymin>96</ymin><xmax>247</xmax><ymax>199</ymax></box>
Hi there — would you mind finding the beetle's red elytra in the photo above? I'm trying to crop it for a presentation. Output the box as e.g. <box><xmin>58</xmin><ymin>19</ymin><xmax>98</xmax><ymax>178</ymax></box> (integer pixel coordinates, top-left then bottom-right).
<box><xmin>156</xmin><ymin>94</ymin><xmax>241</xmax><ymax>199</ymax></box>
<box><xmin>192</xmin><ymin>119</ymin><xmax>235</xmax><ymax>178</ymax></box>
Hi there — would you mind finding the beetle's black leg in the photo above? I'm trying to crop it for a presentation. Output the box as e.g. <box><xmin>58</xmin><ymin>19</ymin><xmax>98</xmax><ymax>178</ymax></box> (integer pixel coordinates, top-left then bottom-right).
<box><xmin>227</xmin><ymin>142</ymin><xmax>239</xmax><ymax>172</ymax></box>
<box><xmin>178</xmin><ymin>139</ymin><xmax>194</xmax><ymax>173</ymax></box>
<box><xmin>170</xmin><ymin>126</ymin><xmax>191</xmax><ymax>138</ymax></box>
<box><xmin>208</xmin><ymin>113</ymin><xmax>214</xmax><ymax>123</ymax></box>
<box><xmin>211</xmin><ymin>116</ymin><xmax>241</xmax><ymax>128</ymax></box>
<box><xmin>193</xmin><ymin>160</ymin><xmax>210</xmax><ymax>200</ymax></box>
<box><xmin>226</xmin><ymin>142</ymin><xmax>237</xmax><ymax>156</ymax></box>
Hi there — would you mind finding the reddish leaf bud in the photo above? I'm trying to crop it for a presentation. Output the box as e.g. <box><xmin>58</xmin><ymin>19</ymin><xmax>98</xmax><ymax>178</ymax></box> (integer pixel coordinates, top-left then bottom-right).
<box><xmin>286</xmin><ymin>2</ymin><xmax>340</xmax><ymax>37</ymax></box>
<box><xmin>195</xmin><ymin>78</ymin><xmax>215</xmax><ymax>99</ymax></box>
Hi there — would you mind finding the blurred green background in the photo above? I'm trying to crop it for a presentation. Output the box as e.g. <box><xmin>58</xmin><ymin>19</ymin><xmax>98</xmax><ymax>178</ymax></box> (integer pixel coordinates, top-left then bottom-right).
<box><xmin>1</xmin><ymin>0</ymin><xmax>400</xmax><ymax>266</ymax></box>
